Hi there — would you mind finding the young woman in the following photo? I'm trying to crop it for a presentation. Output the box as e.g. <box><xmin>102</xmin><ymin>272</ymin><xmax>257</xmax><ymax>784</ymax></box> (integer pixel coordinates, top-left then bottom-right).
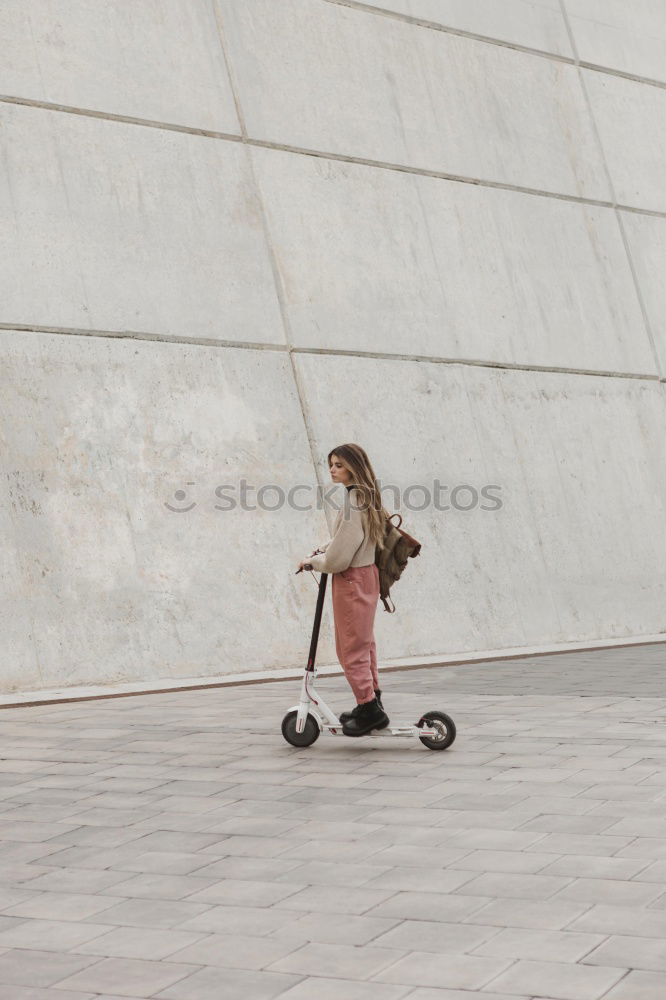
<box><xmin>297</xmin><ymin>443</ymin><xmax>390</xmax><ymax>737</ymax></box>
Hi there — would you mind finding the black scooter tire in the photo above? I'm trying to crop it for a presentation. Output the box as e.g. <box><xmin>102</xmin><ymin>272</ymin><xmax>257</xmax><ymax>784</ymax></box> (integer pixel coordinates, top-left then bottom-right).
<box><xmin>281</xmin><ymin>710</ymin><xmax>320</xmax><ymax>747</ymax></box>
<box><xmin>417</xmin><ymin>711</ymin><xmax>456</xmax><ymax>750</ymax></box>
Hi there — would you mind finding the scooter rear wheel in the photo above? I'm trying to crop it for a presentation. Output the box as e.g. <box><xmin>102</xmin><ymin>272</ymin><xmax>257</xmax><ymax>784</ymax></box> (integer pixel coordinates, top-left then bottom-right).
<box><xmin>281</xmin><ymin>710</ymin><xmax>320</xmax><ymax>747</ymax></box>
<box><xmin>417</xmin><ymin>710</ymin><xmax>456</xmax><ymax>750</ymax></box>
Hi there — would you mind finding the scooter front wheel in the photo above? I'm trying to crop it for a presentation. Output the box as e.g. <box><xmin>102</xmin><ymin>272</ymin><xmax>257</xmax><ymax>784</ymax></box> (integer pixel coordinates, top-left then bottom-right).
<box><xmin>281</xmin><ymin>710</ymin><xmax>320</xmax><ymax>747</ymax></box>
<box><xmin>417</xmin><ymin>710</ymin><xmax>456</xmax><ymax>750</ymax></box>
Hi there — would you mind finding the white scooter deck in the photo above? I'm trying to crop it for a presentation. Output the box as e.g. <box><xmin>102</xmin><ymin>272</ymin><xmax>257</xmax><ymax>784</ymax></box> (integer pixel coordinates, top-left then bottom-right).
<box><xmin>291</xmin><ymin>669</ymin><xmax>440</xmax><ymax>739</ymax></box>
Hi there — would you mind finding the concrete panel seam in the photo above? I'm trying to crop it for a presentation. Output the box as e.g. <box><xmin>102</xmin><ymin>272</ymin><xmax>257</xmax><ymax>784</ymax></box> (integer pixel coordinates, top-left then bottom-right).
<box><xmin>293</xmin><ymin>348</ymin><xmax>662</xmax><ymax>381</ymax></box>
<box><xmin>558</xmin><ymin>0</ymin><xmax>664</xmax><ymax>381</ymax></box>
<box><xmin>619</xmin><ymin>204</ymin><xmax>666</xmax><ymax>220</ymax></box>
<box><xmin>232</xmin><ymin>140</ymin><xmax>662</xmax><ymax>219</ymax></box>
<box><xmin>210</xmin><ymin>0</ymin><xmax>335</xmax><ymax>528</ymax></box>
<box><xmin>0</xmin><ymin>92</ymin><xmax>243</xmax><ymax>142</ymax></box>
<box><xmin>324</xmin><ymin>0</ymin><xmax>666</xmax><ymax>91</ymax></box>
<box><xmin>578</xmin><ymin>60</ymin><xmax>666</xmax><ymax>93</ymax></box>
<box><xmin>4</xmin><ymin>94</ymin><xmax>666</xmax><ymax>218</ymax></box>
<box><xmin>210</xmin><ymin>0</ymin><xmax>249</xmax><ymax>139</ymax></box>
<box><xmin>0</xmin><ymin>325</ymin><xmax>290</xmax><ymax>352</ymax></box>
<box><xmin>2</xmin><ymin>326</ymin><xmax>663</xmax><ymax>382</ymax></box>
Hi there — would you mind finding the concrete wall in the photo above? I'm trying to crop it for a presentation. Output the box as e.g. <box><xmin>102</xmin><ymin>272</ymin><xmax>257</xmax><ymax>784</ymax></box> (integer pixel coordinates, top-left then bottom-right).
<box><xmin>2</xmin><ymin>0</ymin><xmax>665</xmax><ymax>692</ymax></box>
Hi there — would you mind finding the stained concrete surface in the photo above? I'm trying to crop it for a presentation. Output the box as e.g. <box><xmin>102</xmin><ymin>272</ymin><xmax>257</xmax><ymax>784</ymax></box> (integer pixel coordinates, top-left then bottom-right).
<box><xmin>3</xmin><ymin>0</ymin><xmax>666</xmax><ymax>693</ymax></box>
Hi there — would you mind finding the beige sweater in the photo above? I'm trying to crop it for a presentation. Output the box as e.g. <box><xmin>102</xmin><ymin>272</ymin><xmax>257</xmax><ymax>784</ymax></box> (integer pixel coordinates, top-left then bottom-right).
<box><xmin>306</xmin><ymin>486</ymin><xmax>376</xmax><ymax>574</ymax></box>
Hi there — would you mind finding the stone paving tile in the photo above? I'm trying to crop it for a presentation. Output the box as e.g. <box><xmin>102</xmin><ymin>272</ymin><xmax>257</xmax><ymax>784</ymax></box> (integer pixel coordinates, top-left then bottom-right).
<box><xmin>0</xmin><ymin>988</ymin><xmax>97</xmax><ymax>1000</ymax></box>
<box><xmin>107</xmin><ymin>851</ymin><xmax>215</xmax><ymax>876</ymax></box>
<box><xmin>270</xmin><ymin>819</ymin><xmax>385</xmax><ymax>841</ymax></box>
<box><xmin>55</xmin><ymin>957</ymin><xmax>199</xmax><ymax>996</ymax></box>
<box><xmin>581</xmin><ymin>932</ymin><xmax>666</xmax><ymax>972</ymax></box>
<box><xmin>552</xmin><ymin>876</ymin><xmax>665</xmax><ymax>907</ymax></box>
<box><xmin>42</xmin><ymin>826</ymin><xmax>144</xmax><ymax>849</ymax></box>
<box><xmin>165</xmin><ymin>931</ymin><xmax>307</xmax><ymax>969</ymax></box>
<box><xmin>271</xmin><ymin>860</ymin><xmax>392</xmax><ymax>888</ymax></box>
<box><xmin>0</xmin><ymin>863</ymin><xmax>54</xmax><ymax>885</ymax></box>
<box><xmin>275</xmin><ymin>977</ymin><xmax>412</xmax><ymax>999</ymax></box>
<box><xmin>37</xmin><ymin>845</ymin><xmax>145</xmax><ymax>870</ymax></box>
<box><xmin>604</xmin><ymin>817</ymin><xmax>666</xmax><ymax>838</ymax></box>
<box><xmin>200</xmin><ymin>815</ymin><xmax>305</xmax><ymax>836</ymax></box>
<box><xmin>370</xmin><ymin>918</ymin><xmax>500</xmax><ymax>954</ymax></box>
<box><xmin>184</xmin><ymin>877</ymin><xmax>306</xmax><ymax>907</ymax></box>
<box><xmin>616</xmin><ymin>836</ymin><xmax>666</xmax><ymax>859</ymax></box>
<box><xmin>22</xmin><ymin>869</ymin><xmax>133</xmax><ymax>895</ymax></box>
<box><xmin>81</xmin><ymin>897</ymin><xmax>212</xmax><ymax>928</ymax></box>
<box><xmin>178</xmin><ymin>903</ymin><xmax>302</xmax><ymax>936</ymax></box>
<box><xmin>154</xmin><ymin>966</ymin><xmax>303</xmax><ymax>999</ymax></box>
<box><xmin>266</xmin><ymin>940</ymin><xmax>407</xmax><ymax>979</ymax></box>
<box><xmin>404</xmin><ymin>992</ymin><xmax>527</xmax><ymax>1000</ymax></box>
<box><xmin>1</xmin><ymin>647</ymin><xmax>666</xmax><ymax>998</ymax></box>
<box><xmin>589</xmin><ymin>799</ymin><xmax>666</xmax><ymax>819</ymax></box>
<box><xmin>97</xmin><ymin>872</ymin><xmax>219</xmax><ymax>901</ymax></box>
<box><xmin>73</xmin><ymin>925</ymin><xmax>207</xmax><ymax>960</ymax></box>
<box><xmin>0</xmin><ymin>948</ymin><xmax>99</xmax><ymax>987</ymax></box>
<box><xmin>189</xmin><ymin>833</ymin><xmax>293</xmax><ymax>857</ymax></box>
<box><xmin>0</xmin><ymin>821</ymin><xmax>81</xmax><ymax>843</ymax></box>
<box><xmin>645</xmin><ymin>891</ymin><xmax>666</xmax><ymax>909</ymax></box>
<box><xmin>275</xmin><ymin>884</ymin><xmax>399</xmax><ymax>915</ymax></box>
<box><xmin>523</xmin><ymin>833</ymin><xmax>634</xmax><ymax>856</ymax></box>
<box><xmin>355</xmin><ymin>825</ymin><xmax>453</xmax><ymax>847</ymax></box>
<box><xmin>567</xmin><ymin>902</ymin><xmax>666</xmax><ymax>938</ymax></box>
<box><xmin>123</xmin><ymin>812</ymin><xmax>236</xmax><ymax>834</ymax></box>
<box><xmin>362</xmin><ymin>867</ymin><xmax>477</xmax><ymax>894</ymax></box>
<box><xmin>371</xmin><ymin>950</ymin><xmax>513</xmax><ymax>990</ymax></box>
<box><xmin>3</xmin><ymin>892</ymin><xmax>123</xmax><ymax>921</ymax></box>
<box><xmin>269</xmin><ymin>911</ymin><xmax>401</xmax><ymax>947</ymax></box>
<box><xmin>361</xmin><ymin>844</ymin><xmax>475</xmax><ymax>868</ymax></box>
<box><xmin>537</xmin><ymin>855</ymin><xmax>650</xmax><ymax>880</ymax></box>
<box><xmin>0</xmin><ymin>915</ymin><xmax>25</xmax><ymax>935</ymax></box>
<box><xmin>0</xmin><ymin>918</ymin><xmax>114</xmax><ymax>952</ymax></box>
<box><xmin>518</xmin><ymin>814</ymin><xmax>618</xmax><ymax>835</ymax></box>
<box><xmin>601</xmin><ymin>969</ymin><xmax>666</xmax><ymax>999</ymax></box>
<box><xmin>452</xmin><ymin>872</ymin><xmax>573</xmax><ymax>900</ymax></box>
<box><xmin>631</xmin><ymin>859</ymin><xmax>666</xmax><ymax>882</ymax></box>
<box><xmin>363</xmin><ymin>890</ymin><xmax>493</xmax><ymax>923</ymax></box>
<box><xmin>442</xmin><ymin>829</ymin><xmax>547</xmax><ymax>851</ymax></box>
<box><xmin>0</xmin><ymin>842</ymin><xmax>68</xmax><ymax>865</ymax></box>
<box><xmin>452</xmin><ymin>850</ymin><xmax>561</xmax><ymax>874</ymax></box>
<box><xmin>472</xmin><ymin>926</ymin><xmax>605</xmax><ymax>962</ymax></box>
<box><xmin>114</xmin><ymin>831</ymin><xmax>223</xmax><ymax>853</ymax></box>
<box><xmin>483</xmin><ymin>958</ymin><xmax>626</xmax><ymax>999</ymax></box>
<box><xmin>463</xmin><ymin>900</ymin><xmax>598</xmax><ymax>936</ymax></box>
<box><xmin>190</xmin><ymin>856</ymin><xmax>304</xmax><ymax>881</ymax></box>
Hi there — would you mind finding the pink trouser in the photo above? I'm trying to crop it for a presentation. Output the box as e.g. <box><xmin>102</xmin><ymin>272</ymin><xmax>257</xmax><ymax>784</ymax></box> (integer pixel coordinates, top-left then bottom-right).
<box><xmin>331</xmin><ymin>563</ymin><xmax>380</xmax><ymax>704</ymax></box>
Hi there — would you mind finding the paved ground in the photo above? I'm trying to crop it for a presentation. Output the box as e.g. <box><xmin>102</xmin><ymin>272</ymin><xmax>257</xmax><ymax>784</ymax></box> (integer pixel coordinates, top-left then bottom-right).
<box><xmin>0</xmin><ymin>644</ymin><xmax>665</xmax><ymax>1000</ymax></box>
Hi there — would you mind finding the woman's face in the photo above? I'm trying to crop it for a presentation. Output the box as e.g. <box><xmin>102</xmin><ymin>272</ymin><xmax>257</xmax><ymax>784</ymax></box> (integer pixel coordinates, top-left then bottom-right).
<box><xmin>329</xmin><ymin>454</ymin><xmax>352</xmax><ymax>485</ymax></box>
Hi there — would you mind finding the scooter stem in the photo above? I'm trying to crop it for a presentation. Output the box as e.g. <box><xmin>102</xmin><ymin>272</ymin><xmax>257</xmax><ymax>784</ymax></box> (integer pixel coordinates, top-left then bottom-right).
<box><xmin>306</xmin><ymin>572</ymin><xmax>328</xmax><ymax>672</ymax></box>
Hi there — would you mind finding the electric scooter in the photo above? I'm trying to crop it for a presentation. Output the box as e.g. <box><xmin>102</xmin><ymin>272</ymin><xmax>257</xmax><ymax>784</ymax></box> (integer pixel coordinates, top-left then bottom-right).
<box><xmin>282</xmin><ymin>567</ymin><xmax>456</xmax><ymax>750</ymax></box>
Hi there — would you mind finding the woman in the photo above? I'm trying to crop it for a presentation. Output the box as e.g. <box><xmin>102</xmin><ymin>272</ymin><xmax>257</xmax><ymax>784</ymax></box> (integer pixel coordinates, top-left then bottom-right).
<box><xmin>298</xmin><ymin>443</ymin><xmax>390</xmax><ymax>737</ymax></box>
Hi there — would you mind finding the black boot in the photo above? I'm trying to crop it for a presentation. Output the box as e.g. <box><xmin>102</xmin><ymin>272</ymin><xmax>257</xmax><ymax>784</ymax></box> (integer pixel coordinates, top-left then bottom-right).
<box><xmin>339</xmin><ymin>688</ymin><xmax>383</xmax><ymax>725</ymax></box>
<box><xmin>342</xmin><ymin>695</ymin><xmax>389</xmax><ymax>737</ymax></box>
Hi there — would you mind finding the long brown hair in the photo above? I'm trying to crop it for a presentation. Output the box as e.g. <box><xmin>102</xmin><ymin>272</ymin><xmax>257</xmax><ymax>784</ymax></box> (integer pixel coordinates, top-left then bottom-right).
<box><xmin>327</xmin><ymin>443</ymin><xmax>389</xmax><ymax>550</ymax></box>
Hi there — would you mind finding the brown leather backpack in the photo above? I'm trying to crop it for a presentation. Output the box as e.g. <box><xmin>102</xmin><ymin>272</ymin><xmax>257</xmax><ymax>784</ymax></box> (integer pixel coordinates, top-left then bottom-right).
<box><xmin>375</xmin><ymin>513</ymin><xmax>422</xmax><ymax>613</ymax></box>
